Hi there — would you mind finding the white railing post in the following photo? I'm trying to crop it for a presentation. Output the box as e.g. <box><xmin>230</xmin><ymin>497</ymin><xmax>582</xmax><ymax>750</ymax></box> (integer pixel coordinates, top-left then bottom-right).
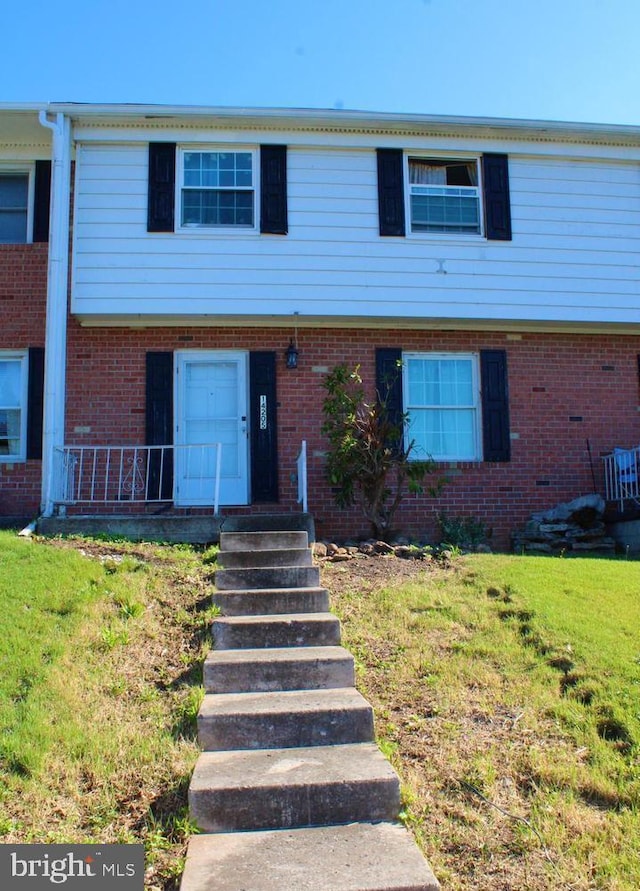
<box><xmin>297</xmin><ymin>440</ymin><xmax>308</xmax><ymax>513</ymax></box>
<box><xmin>213</xmin><ymin>442</ymin><xmax>222</xmax><ymax>515</ymax></box>
<box><xmin>603</xmin><ymin>446</ymin><xmax>640</xmax><ymax>511</ymax></box>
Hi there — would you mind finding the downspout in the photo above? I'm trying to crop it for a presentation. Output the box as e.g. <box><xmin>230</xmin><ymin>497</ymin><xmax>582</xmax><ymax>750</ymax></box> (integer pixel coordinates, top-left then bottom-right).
<box><xmin>38</xmin><ymin>111</ymin><xmax>72</xmax><ymax>516</ymax></box>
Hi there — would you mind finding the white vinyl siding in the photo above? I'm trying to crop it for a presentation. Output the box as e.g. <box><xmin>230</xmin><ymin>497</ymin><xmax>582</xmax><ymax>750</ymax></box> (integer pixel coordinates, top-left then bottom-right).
<box><xmin>71</xmin><ymin>140</ymin><xmax>640</xmax><ymax>328</ymax></box>
<box><xmin>403</xmin><ymin>353</ymin><xmax>481</xmax><ymax>461</ymax></box>
<box><xmin>0</xmin><ymin>352</ymin><xmax>28</xmax><ymax>461</ymax></box>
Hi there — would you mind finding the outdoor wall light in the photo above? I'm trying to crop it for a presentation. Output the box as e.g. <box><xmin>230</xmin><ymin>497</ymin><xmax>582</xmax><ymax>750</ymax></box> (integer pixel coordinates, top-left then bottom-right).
<box><xmin>285</xmin><ymin>338</ymin><xmax>299</xmax><ymax>369</ymax></box>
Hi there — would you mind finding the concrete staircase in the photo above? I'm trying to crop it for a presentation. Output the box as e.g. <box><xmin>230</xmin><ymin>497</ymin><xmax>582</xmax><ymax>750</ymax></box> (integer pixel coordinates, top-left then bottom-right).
<box><xmin>180</xmin><ymin>524</ymin><xmax>439</xmax><ymax>891</ymax></box>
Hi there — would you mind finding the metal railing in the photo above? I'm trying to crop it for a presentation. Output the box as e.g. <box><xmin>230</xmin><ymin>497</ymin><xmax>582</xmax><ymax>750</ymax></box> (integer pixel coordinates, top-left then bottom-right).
<box><xmin>603</xmin><ymin>446</ymin><xmax>640</xmax><ymax>511</ymax></box>
<box><xmin>296</xmin><ymin>440</ymin><xmax>308</xmax><ymax>512</ymax></box>
<box><xmin>54</xmin><ymin>443</ymin><xmax>223</xmax><ymax>514</ymax></box>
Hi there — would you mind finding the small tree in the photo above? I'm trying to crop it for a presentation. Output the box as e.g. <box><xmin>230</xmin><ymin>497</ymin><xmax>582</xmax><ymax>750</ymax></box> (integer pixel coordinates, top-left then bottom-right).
<box><xmin>321</xmin><ymin>363</ymin><xmax>437</xmax><ymax>540</ymax></box>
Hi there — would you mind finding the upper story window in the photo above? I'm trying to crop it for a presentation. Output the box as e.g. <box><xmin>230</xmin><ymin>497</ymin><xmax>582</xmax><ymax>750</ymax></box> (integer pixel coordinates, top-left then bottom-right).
<box><xmin>0</xmin><ymin>171</ymin><xmax>30</xmax><ymax>244</ymax></box>
<box><xmin>0</xmin><ymin>352</ymin><xmax>28</xmax><ymax>461</ymax></box>
<box><xmin>407</xmin><ymin>158</ymin><xmax>480</xmax><ymax>235</ymax></box>
<box><xmin>403</xmin><ymin>352</ymin><xmax>481</xmax><ymax>461</ymax></box>
<box><xmin>377</xmin><ymin>149</ymin><xmax>510</xmax><ymax>241</ymax></box>
<box><xmin>179</xmin><ymin>149</ymin><xmax>256</xmax><ymax>230</ymax></box>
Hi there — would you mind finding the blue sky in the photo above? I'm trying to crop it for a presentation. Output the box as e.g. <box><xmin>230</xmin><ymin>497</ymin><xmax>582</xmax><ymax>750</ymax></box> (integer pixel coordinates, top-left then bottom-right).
<box><xmin>3</xmin><ymin>0</ymin><xmax>640</xmax><ymax>125</ymax></box>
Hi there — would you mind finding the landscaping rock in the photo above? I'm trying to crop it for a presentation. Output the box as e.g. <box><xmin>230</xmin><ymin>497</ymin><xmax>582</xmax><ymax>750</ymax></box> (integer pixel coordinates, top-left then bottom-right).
<box><xmin>513</xmin><ymin>494</ymin><xmax>613</xmax><ymax>554</ymax></box>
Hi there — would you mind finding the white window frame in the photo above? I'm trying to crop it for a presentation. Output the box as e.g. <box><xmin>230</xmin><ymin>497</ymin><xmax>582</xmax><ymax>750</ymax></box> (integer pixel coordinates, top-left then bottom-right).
<box><xmin>405</xmin><ymin>154</ymin><xmax>483</xmax><ymax>238</ymax></box>
<box><xmin>0</xmin><ymin>350</ymin><xmax>28</xmax><ymax>462</ymax></box>
<box><xmin>0</xmin><ymin>164</ymin><xmax>35</xmax><ymax>245</ymax></box>
<box><xmin>176</xmin><ymin>146</ymin><xmax>258</xmax><ymax>234</ymax></box>
<box><xmin>403</xmin><ymin>351</ymin><xmax>482</xmax><ymax>462</ymax></box>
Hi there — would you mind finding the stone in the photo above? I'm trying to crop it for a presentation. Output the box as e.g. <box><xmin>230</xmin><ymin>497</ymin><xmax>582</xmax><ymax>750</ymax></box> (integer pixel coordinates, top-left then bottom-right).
<box><xmin>181</xmin><ymin>823</ymin><xmax>441</xmax><ymax>891</ymax></box>
<box><xmin>197</xmin><ymin>687</ymin><xmax>375</xmax><ymax>751</ymax></box>
<box><xmin>212</xmin><ymin>613</ymin><xmax>341</xmax><ymax>650</ymax></box>
<box><xmin>329</xmin><ymin>552</ymin><xmax>353</xmax><ymax>563</ymax></box>
<box><xmin>204</xmin><ymin>646</ymin><xmax>355</xmax><ymax>693</ymax></box>
<box><xmin>188</xmin><ymin>742</ymin><xmax>400</xmax><ymax>832</ymax></box>
<box><xmin>531</xmin><ymin>494</ymin><xmax>605</xmax><ymax>526</ymax></box>
<box><xmin>514</xmin><ymin>494</ymin><xmax>612</xmax><ymax>554</ymax></box>
<box><xmin>373</xmin><ymin>541</ymin><xmax>394</xmax><ymax>554</ymax></box>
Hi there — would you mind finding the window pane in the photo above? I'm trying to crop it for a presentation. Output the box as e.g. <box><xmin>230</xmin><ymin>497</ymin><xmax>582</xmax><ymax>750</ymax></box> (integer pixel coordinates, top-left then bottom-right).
<box><xmin>0</xmin><ymin>210</ymin><xmax>28</xmax><ymax>243</ymax></box>
<box><xmin>181</xmin><ymin>189</ymin><xmax>254</xmax><ymax>227</ymax></box>
<box><xmin>439</xmin><ymin>359</ymin><xmax>473</xmax><ymax>405</ymax></box>
<box><xmin>0</xmin><ymin>175</ymin><xmax>28</xmax><ymax>209</ymax></box>
<box><xmin>409</xmin><ymin>408</ymin><xmax>476</xmax><ymax>460</ymax></box>
<box><xmin>407</xmin><ymin>358</ymin><xmax>473</xmax><ymax>407</ymax></box>
<box><xmin>0</xmin><ymin>409</ymin><xmax>21</xmax><ymax>456</ymax></box>
<box><xmin>410</xmin><ymin>187</ymin><xmax>479</xmax><ymax>234</ymax></box>
<box><xmin>406</xmin><ymin>355</ymin><xmax>478</xmax><ymax>460</ymax></box>
<box><xmin>0</xmin><ymin>360</ymin><xmax>22</xmax><ymax>405</ymax></box>
<box><xmin>181</xmin><ymin>151</ymin><xmax>254</xmax><ymax>227</ymax></box>
<box><xmin>0</xmin><ymin>357</ymin><xmax>23</xmax><ymax>458</ymax></box>
<box><xmin>0</xmin><ymin>174</ymin><xmax>29</xmax><ymax>244</ymax></box>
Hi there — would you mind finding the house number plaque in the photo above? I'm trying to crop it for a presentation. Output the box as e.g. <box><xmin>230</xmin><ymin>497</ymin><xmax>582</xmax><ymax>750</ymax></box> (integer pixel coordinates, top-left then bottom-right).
<box><xmin>259</xmin><ymin>395</ymin><xmax>268</xmax><ymax>430</ymax></box>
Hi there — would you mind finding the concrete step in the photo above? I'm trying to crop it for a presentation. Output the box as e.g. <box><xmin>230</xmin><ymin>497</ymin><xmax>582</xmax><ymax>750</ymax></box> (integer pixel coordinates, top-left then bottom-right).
<box><xmin>215</xmin><ymin>565</ymin><xmax>320</xmax><ymax>590</ymax></box>
<box><xmin>218</xmin><ymin>547</ymin><xmax>313</xmax><ymax>569</ymax></box>
<box><xmin>220</xmin><ymin>513</ymin><xmax>314</xmax><ymax>538</ymax></box>
<box><xmin>188</xmin><ymin>742</ymin><xmax>400</xmax><ymax>833</ymax></box>
<box><xmin>220</xmin><ymin>531</ymin><xmax>309</xmax><ymax>552</ymax></box>
<box><xmin>197</xmin><ymin>687</ymin><xmax>374</xmax><ymax>751</ymax></box>
<box><xmin>204</xmin><ymin>646</ymin><xmax>355</xmax><ymax>693</ymax></box>
<box><xmin>212</xmin><ymin>586</ymin><xmax>330</xmax><ymax>616</ymax></box>
<box><xmin>212</xmin><ymin>613</ymin><xmax>341</xmax><ymax>650</ymax></box>
<box><xmin>181</xmin><ymin>822</ymin><xmax>441</xmax><ymax>891</ymax></box>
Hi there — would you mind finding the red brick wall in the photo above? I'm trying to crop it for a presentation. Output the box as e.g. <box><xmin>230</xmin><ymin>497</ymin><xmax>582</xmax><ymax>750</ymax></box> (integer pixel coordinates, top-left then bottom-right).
<box><xmin>64</xmin><ymin>322</ymin><xmax>640</xmax><ymax>549</ymax></box>
<box><xmin>0</xmin><ymin>244</ymin><xmax>48</xmax><ymax>517</ymax></box>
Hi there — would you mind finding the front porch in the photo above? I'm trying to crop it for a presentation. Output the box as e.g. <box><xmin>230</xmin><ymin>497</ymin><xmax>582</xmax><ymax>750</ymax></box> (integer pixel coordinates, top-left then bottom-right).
<box><xmin>36</xmin><ymin>511</ymin><xmax>316</xmax><ymax>545</ymax></box>
<box><xmin>40</xmin><ymin>441</ymin><xmax>310</xmax><ymax>544</ymax></box>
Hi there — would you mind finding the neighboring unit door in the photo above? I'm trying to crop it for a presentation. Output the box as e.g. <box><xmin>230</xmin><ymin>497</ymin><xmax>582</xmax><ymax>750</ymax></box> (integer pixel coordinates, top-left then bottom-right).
<box><xmin>175</xmin><ymin>351</ymin><xmax>249</xmax><ymax>506</ymax></box>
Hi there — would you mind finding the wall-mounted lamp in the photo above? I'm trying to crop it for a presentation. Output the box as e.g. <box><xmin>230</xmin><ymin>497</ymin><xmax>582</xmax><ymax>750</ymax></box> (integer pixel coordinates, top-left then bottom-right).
<box><xmin>285</xmin><ymin>338</ymin><xmax>299</xmax><ymax>369</ymax></box>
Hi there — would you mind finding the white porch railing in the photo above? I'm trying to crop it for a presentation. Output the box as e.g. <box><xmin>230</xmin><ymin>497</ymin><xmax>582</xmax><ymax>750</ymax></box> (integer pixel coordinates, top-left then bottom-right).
<box><xmin>54</xmin><ymin>443</ymin><xmax>223</xmax><ymax>515</ymax></box>
<box><xmin>603</xmin><ymin>446</ymin><xmax>640</xmax><ymax>511</ymax></box>
<box><xmin>297</xmin><ymin>440</ymin><xmax>308</xmax><ymax>512</ymax></box>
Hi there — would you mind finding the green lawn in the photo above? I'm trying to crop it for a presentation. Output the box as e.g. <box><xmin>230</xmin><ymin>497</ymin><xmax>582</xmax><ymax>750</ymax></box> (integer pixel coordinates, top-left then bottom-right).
<box><xmin>328</xmin><ymin>552</ymin><xmax>640</xmax><ymax>891</ymax></box>
<box><xmin>0</xmin><ymin>531</ymin><xmax>213</xmax><ymax>890</ymax></box>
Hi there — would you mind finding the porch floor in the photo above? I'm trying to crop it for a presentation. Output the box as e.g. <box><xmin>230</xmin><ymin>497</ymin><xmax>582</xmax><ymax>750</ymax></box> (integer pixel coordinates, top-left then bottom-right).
<box><xmin>36</xmin><ymin>512</ymin><xmax>315</xmax><ymax>545</ymax></box>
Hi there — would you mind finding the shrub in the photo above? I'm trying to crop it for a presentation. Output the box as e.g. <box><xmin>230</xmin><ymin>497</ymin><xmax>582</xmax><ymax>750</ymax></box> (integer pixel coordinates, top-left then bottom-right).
<box><xmin>321</xmin><ymin>363</ymin><xmax>439</xmax><ymax>540</ymax></box>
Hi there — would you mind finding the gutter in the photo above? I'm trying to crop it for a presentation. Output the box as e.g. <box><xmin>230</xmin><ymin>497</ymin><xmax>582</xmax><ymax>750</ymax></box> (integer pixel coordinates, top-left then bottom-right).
<box><xmin>37</xmin><ymin>111</ymin><xmax>72</xmax><ymax>517</ymax></box>
<box><xmin>12</xmin><ymin>101</ymin><xmax>638</xmax><ymax>147</ymax></box>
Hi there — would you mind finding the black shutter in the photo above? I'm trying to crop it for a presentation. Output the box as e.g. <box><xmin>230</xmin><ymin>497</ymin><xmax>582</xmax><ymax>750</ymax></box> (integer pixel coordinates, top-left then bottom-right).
<box><xmin>260</xmin><ymin>145</ymin><xmax>288</xmax><ymax>235</ymax></box>
<box><xmin>250</xmin><ymin>352</ymin><xmax>278</xmax><ymax>502</ymax></box>
<box><xmin>147</xmin><ymin>143</ymin><xmax>176</xmax><ymax>232</ymax></box>
<box><xmin>33</xmin><ymin>161</ymin><xmax>51</xmax><ymax>243</ymax></box>
<box><xmin>376</xmin><ymin>347</ymin><xmax>403</xmax><ymax>452</ymax></box>
<box><xmin>482</xmin><ymin>153</ymin><xmax>512</xmax><ymax>241</ymax></box>
<box><xmin>26</xmin><ymin>347</ymin><xmax>45</xmax><ymax>460</ymax></box>
<box><xmin>146</xmin><ymin>352</ymin><xmax>173</xmax><ymax>499</ymax></box>
<box><xmin>480</xmin><ymin>349</ymin><xmax>511</xmax><ymax>462</ymax></box>
<box><xmin>377</xmin><ymin>149</ymin><xmax>405</xmax><ymax>236</ymax></box>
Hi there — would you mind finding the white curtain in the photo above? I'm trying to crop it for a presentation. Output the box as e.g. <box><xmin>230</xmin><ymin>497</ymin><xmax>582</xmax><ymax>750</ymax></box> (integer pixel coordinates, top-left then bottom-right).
<box><xmin>410</xmin><ymin>161</ymin><xmax>447</xmax><ymax>185</ymax></box>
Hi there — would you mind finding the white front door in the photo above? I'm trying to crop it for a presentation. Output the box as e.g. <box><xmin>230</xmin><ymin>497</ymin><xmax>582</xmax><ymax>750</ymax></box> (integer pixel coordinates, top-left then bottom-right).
<box><xmin>175</xmin><ymin>351</ymin><xmax>249</xmax><ymax>506</ymax></box>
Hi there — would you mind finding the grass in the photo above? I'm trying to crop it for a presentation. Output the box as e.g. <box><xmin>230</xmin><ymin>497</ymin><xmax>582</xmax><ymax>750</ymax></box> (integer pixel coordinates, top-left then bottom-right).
<box><xmin>0</xmin><ymin>531</ymin><xmax>215</xmax><ymax>890</ymax></box>
<box><xmin>3</xmin><ymin>531</ymin><xmax>639</xmax><ymax>890</ymax></box>
<box><xmin>327</xmin><ymin>552</ymin><xmax>640</xmax><ymax>891</ymax></box>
